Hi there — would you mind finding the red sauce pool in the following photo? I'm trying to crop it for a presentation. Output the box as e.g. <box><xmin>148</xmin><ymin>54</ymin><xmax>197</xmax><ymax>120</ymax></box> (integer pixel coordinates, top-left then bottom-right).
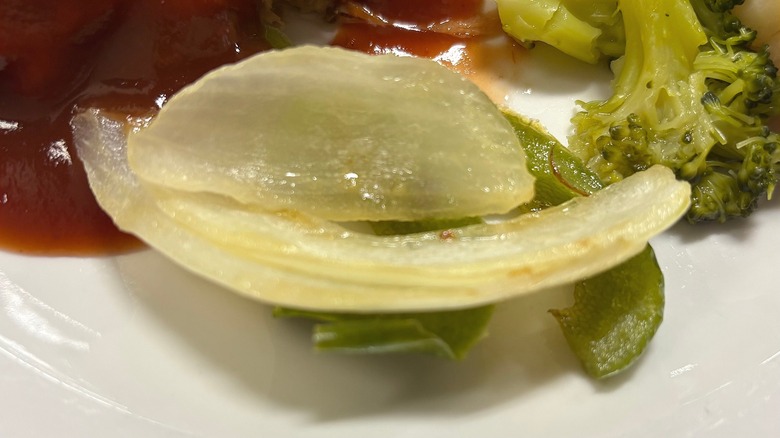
<box><xmin>0</xmin><ymin>0</ymin><xmax>269</xmax><ymax>254</ymax></box>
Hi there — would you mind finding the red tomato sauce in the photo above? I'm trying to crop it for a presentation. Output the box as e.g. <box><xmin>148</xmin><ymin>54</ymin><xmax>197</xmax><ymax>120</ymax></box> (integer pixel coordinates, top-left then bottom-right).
<box><xmin>332</xmin><ymin>0</ymin><xmax>485</xmax><ymax>67</ymax></box>
<box><xmin>331</xmin><ymin>0</ymin><xmax>519</xmax><ymax>99</ymax></box>
<box><xmin>0</xmin><ymin>0</ymin><xmax>269</xmax><ymax>254</ymax></box>
<box><xmin>342</xmin><ymin>0</ymin><xmax>482</xmax><ymax>27</ymax></box>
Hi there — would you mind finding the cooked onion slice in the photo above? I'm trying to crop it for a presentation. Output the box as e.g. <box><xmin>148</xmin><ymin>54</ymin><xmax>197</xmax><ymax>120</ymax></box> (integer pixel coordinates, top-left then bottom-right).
<box><xmin>74</xmin><ymin>107</ymin><xmax>690</xmax><ymax>312</ymax></box>
<box><xmin>126</xmin><ymin>46</ymin><xmax>534</xmax><ymax>222</ymax></box>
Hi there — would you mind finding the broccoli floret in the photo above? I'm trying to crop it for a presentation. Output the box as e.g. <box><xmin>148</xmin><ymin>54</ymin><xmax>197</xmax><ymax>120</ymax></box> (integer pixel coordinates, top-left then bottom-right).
<box><xmin>497</xmin><ymin>0</ymin><xmax>624</xmax><ymax>64</ymax></box>
<box><xmin>570</xmin><ymin>0</ymin><xmax>712</xmax><ymax>181</ymax></box>
<box><xmin>497</xmin><ymin>0</ymin><xmax>780</xmax><ymax>222</ymax></box>
<box><xmin>564</xmin><ymin>0</ymin><xmax>780</xmax><ymax>223</ymax></box>
<box><xmin>695</xmin><ymin>27</ymin><xmax>780</xmax><ymax>118</ymax></box>
<box><xmin>688</xmin><ymin>0</ymin><xmax>746</xmax><ymax>39</ymax></box>
<box><xmin>689</xmin><ymin>168</ymin><xmax>756</xmax><ymax>221</ymax></box>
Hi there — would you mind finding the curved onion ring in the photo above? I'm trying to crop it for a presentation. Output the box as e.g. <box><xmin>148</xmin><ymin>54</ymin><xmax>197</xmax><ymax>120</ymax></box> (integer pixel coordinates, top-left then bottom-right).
<box><xmin>74</xmin><ymin>106</ymin><xmax>689</xmax><ymax>311</ymax></box>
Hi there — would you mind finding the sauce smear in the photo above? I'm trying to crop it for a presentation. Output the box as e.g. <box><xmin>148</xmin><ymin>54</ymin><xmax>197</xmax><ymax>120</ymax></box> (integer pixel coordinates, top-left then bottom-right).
<box><xmin>0</xmin><ymin>0</ymin><xmax>269</xmax><ymax>254</ymax></box>
<box><xmin>331</xmin><ymin>0</ymin><xmax>520</xmax><ymax>99</ymax></box>
<box><xmin>332</xmin><ymin>0</ymin><xmax>485</xmax><ymax>65</ymax></box>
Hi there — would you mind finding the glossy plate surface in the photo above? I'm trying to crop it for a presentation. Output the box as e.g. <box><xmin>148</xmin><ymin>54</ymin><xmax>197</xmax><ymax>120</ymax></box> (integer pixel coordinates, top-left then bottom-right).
<box><xmin>1</xmin><ymin>13</ymin><xmax>779</xmax><ymax>438</ymax></box>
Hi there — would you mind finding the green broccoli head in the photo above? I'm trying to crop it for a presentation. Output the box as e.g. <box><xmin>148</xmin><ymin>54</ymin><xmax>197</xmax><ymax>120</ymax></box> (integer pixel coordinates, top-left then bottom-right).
<box><xmin>689</xmin><ymin>0</ymin><xmax>746</xmax><ymax>39</ymax></box>
<box><xmin>567</xmin><ymin>0</ymin><xmax>780</xmax><ymax>223</ymax></box>
<box><xmin>571</xmin><ymin>0</ymin><xmax>713</xmax><ymax>176</ymax></box>
<box><xmin>587</xmin><ymin>114</ymin><xmax>655</xmax><ymax>184</ymax></box>
<box><xmin>688</xmin><ymin>169</ymin><xmax>756</xmax><ymax>222</ymax></box>
<box><xmin>687</xmin><ymin>135</ymin><xmax>776</xmax><ymax>222</ymax></box>
<box><xmin>695</xmin><ymin>28</ymin><xmax>780</xmax><ymax>118</ymax></box>
<box><xmin>738</xmin><ymin>138</ymin><xmax>777</xmax><ymax>195</ymax></box>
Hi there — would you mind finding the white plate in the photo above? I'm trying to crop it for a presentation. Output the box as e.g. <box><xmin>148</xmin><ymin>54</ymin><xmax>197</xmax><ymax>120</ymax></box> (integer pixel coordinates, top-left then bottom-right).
<box><xmin>2</xmin><ymin>12</ymin><xmax>780</xmax><ymax>438</ymax></box>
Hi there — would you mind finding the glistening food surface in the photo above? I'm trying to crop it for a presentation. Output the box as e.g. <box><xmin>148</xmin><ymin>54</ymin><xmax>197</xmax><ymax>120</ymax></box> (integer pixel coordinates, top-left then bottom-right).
<box><xmin>0</xmin><ymin>1</ymin><xmax>779</xmax><ymax>437</ymax></box>
<box><xmin>0</xmin><ymin>0</ymin><xmax>270</xmax><ymax>253</ymax></box>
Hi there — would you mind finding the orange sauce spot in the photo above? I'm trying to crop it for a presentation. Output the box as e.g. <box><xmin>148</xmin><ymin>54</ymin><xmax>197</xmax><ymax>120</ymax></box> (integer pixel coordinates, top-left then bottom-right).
<box><xmin>332</xmin><ymin>0</ymin><xmax>527</xmax><ymax>103</ymax></box>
